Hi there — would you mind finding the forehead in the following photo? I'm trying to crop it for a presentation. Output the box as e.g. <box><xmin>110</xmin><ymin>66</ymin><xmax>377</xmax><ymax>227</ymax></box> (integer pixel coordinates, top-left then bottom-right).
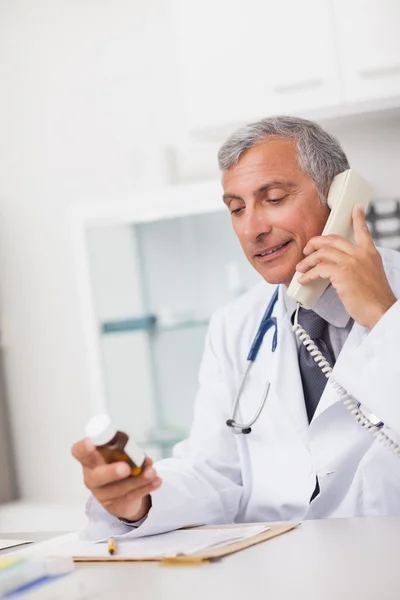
<box><xmin>222</xmin><ymin>138</ymin><xmax>300</xmax><ymax>191</ymax></box>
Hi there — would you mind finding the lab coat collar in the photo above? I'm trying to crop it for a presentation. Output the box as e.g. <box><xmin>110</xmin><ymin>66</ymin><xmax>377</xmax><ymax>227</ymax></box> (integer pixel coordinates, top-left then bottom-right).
<box><xmin>275</xmin><ymin>290</ymin><xmax>311</xmax><ymax>440</ymax></box>
<box><xmin>312</xmin><ymin>320</ymin><xmax>367</xmax><ymax>421</ymax></box>
<box><xmin>279</xmin><ymin>282</ymin><xmax>361</xmax><ymax>423</ymax></box>
<box><xmin>236</xmin><ymin>285</ymin><xmax>309</xmax><ymax>442</ymax></box>
<box><xmin>277</xmin><ymin>282</ymin><xmax>367</xmax><ymax>429</ymax></box>
<box><xmin>238</xmin><ymin>283</ymin><xmax>365</xmax><ymax>441</ymax></box>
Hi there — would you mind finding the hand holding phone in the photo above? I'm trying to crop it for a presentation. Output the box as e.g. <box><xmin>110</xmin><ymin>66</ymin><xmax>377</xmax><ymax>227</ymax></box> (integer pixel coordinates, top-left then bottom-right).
<box><xmin>287</xmin><ymin>169</ymin><xmax>371</xmax><ymax>309</ymax></box>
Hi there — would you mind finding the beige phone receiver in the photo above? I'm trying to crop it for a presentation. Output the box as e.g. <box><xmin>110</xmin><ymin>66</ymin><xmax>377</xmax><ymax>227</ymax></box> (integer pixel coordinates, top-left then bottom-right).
<box><xmin>287</xmin><ymin>169</ymin><xmax>372</xmax><ymax>309</ymax></box>
<box><xmin>288</xmin><ymin>170</ymin><xmax>400</xmax><ymax>457</ymax></box>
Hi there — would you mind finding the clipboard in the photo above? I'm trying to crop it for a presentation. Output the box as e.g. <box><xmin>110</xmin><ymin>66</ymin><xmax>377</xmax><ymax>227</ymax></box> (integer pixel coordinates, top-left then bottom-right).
<box><xmin>73</xmin><ymin>522</ymin><xmax>300</xmax><ymax>564</ymax></box>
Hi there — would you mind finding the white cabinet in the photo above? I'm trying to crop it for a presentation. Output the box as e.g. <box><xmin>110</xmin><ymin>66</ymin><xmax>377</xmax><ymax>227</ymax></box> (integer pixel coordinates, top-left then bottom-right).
<box><xmin>171</xmin><ymin>0</ymin><xmax>341</xmax><ymax>132</ymax></box>
<box><xmin>333</xmin><ymin>0</ymin><xmax>400</xmax><ymax>102</ymax></box>
<box><xmin>257</xmin><ymin>0</ymin><xmax>341</xmax><ymax>115</ymax></box>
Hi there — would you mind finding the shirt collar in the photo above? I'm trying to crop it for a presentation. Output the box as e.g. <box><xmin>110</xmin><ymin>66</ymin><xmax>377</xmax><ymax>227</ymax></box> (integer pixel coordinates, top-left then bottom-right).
<box><xmin>281</xmin><ymin>283</ymin><xmax>351</xmax><ymax>328</ymax></box>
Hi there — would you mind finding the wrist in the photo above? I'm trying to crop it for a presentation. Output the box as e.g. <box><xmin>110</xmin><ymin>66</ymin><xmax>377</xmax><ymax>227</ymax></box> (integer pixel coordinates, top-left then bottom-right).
<box><xmin>127</xmin><ymin>495</ymin><xmax>152</xmax><ymax>522</ymax></box>
<box><xmin>367</xmin><ymin>295</ymin><xmax>397</xmax><ymax>329</ymax></box>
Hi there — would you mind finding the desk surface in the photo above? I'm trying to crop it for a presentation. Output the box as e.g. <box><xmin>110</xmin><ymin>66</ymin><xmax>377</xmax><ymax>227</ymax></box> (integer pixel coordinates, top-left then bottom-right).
<box><xmin>3</xmin><ymin>517</ymin><xmax>400</xmax><ymax>599</ymax></box>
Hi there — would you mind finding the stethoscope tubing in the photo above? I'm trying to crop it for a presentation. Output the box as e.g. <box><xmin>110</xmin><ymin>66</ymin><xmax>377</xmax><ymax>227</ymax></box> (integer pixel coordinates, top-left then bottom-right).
<box><xmin>226</xmin><ymin>287</ymin><xmax>279</xmax><ymax>434</ymax></box>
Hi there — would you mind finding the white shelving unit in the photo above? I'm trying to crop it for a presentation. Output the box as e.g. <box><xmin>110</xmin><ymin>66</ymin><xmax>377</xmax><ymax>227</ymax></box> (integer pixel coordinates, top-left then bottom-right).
<box><xmin>170</xmin><ymin>0</ymin><xmax>400</xmax><ymax>138</ymax></box>
<box><xmin>70</xmin><ymin>181</ymin><xmax>261</xmax><ymax>457</ymax></box>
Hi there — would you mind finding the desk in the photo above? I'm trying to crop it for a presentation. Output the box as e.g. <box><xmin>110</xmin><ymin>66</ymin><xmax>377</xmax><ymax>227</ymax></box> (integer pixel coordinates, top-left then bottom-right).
<box><xmin>0</xmin><ymin>532</ymin><xmax>64</xmax><ymax>556</ymax></box>
<box><xmin>3</xmin><ymin>517</ymin><xmax>400</xmax><ymax>599</ymax></box>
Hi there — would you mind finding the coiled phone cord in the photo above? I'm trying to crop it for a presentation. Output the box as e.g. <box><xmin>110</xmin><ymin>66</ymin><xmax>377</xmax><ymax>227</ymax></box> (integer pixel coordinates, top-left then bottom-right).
<box><xmin>292</xmin><ymin>305</ymin><xmax>400</xmax><ymax>457</ymax></box>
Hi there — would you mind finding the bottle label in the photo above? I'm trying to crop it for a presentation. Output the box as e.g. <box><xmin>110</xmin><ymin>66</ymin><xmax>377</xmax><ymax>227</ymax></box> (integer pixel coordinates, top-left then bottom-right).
<box><xmin>129</xmin><ymin>441</ymin><xmax>146</xmax><ymax>468</ymax></box>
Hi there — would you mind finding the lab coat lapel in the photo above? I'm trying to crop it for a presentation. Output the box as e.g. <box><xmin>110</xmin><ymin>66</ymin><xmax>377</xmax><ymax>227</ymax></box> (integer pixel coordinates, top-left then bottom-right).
<box><xmin>313</xmin><ymin>320</ymin><xmax>367</xmax><ymax>420</ymax></box>
<box><xmin>239</xmin><ymin>288</ymin><xmax>309</xmax><ymax>441</ymax></box>
<box><xmin>273</xmin><ymin>292</ymin><xmax>310</xmax><ymax>441</ymax></box>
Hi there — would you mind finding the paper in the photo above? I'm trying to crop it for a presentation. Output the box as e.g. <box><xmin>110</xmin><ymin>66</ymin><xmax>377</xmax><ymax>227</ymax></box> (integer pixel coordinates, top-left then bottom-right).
<box><xmin>38</xmin><ymin>526</ymin><xmax>270</xmax><ymax>560</ymax></box>
<box><xmin>1</xmin><ymin>534</ymin><xmax>79</xmax><ymax>562</ymax></box>
<box><xmin>0</xmin><ymin>539</ymin><xmax>32</xmax><ymax>551</ymax></box>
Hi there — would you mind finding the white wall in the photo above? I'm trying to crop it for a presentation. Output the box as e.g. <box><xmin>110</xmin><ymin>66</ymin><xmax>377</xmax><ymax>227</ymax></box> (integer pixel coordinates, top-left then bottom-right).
<box><xmin>173</xmin><ymin>113</ymin><xmax>400</xmax><ymax>199</ymax></box>
<box><xmin>0</xmin><ymin>0</ymin><xmax>183</xmax><ymax>504</ymax></box>
<box><xmin>0</xmin><ymin>0</ymin><xmax>399</xmax><ymax>513</ymax></box>
<box><xmin>328</xmin><ymin>114</ymin><xmax>400</xmax><ymax>200</ymax></box>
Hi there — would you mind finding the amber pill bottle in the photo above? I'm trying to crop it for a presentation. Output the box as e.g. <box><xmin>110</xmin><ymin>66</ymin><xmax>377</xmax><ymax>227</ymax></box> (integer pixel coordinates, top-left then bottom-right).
<box><xmin>86</xmin><ymin>414</ymin><xmax>145</xmax><ymax>476</ymax></box>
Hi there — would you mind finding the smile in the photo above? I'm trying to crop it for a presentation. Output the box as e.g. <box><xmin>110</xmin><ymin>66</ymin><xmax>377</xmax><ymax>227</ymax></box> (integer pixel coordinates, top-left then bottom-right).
<box><xmin>254</xmin><ymin>241</ymin><xmax>291</xmax><ymax>262</ymax></box>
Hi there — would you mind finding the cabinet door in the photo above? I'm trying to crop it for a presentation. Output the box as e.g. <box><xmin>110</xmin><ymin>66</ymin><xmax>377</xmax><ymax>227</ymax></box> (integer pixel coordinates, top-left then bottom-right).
<box><xmin>171</xmin><ymin>0</ymin><xmax>341</xmax><ymax>133</ymax></box>
<box><xmin>261</xmin><ymin>0</ymin><xmax>341</xmax><ymax>115</ymax></box>
<box><xmin>334</xmin><ymin>0</ymin><xmax>400</xmax><ymax>102</ymax></box>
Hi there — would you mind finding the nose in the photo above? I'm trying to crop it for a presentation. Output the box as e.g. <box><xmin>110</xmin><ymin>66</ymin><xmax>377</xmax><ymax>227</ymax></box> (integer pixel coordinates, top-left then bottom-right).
<box><xmin>243</xmin><ymin>206</ymin><xmax>273</xmax><ymax>241</ymax></box>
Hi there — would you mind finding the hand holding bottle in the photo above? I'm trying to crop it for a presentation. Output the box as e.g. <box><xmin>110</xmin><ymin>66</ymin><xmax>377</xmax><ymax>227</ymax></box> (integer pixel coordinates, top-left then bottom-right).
<box><xmin>71</xmin><ymin>415</ymin><xmax>162</xmax><ymax>522</ymax></box>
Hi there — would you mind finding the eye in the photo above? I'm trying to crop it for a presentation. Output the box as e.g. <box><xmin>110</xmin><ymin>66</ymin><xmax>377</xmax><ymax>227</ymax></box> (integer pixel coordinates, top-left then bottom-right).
<box><xmin>268</xmin><ymin>196</ymin><xmax>286</xmax><ymax>205</ymax></box>
<box><xmin>231</xmin><ymin>207</ymin><xmax>243</xmax><ymax>215</ymax></box>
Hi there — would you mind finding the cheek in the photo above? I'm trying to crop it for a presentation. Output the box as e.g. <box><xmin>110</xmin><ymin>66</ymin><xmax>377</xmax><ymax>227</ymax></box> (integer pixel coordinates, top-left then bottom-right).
<box><xmin>293</xmin><ymin>205</ymin><xmax>329</xmax><ymax>244</ymax></box>
<box><xmin>277</xmin><ymin>213</ymin><xmax>304</xmax><ymax>241</ymax></box>
<box><xmin>307</xmin><ymin>208</ymin><xmax>330</xmax><ymax>238</ymax></box>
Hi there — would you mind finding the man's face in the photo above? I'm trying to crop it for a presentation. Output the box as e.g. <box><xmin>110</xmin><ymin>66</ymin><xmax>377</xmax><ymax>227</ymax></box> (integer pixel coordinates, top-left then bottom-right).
<box><xmin>222</xmin><ymin>138</ymin><xmax>330</xmax><ymax>286</ymax></box>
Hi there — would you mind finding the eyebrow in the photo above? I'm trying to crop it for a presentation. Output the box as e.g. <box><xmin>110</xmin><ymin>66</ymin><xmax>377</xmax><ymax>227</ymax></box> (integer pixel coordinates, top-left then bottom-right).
<box><xmin>223</xmin><ymin>180</ymin><xmax>295</xmax><ymax>204</ymax></box>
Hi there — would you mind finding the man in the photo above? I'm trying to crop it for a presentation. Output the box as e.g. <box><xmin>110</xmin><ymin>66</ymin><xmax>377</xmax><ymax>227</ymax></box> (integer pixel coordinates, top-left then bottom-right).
<box><xmin>73</xmin><ymin>116</ymin><xmax>400</xmax><ymax>540</ymax></box>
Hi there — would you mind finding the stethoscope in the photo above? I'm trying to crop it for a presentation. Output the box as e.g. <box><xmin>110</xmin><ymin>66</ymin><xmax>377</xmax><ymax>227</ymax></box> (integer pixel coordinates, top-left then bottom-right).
<box><xmin>226</xmin><ymin>287</ymin><xmax>279</xmax><ymax>434</ymax></box>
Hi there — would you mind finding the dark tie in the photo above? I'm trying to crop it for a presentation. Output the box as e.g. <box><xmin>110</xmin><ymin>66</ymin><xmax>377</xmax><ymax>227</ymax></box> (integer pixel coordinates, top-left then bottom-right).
<box><xmin>297</xmin><ymin>308</ymin><xmax>335</xmax><ymax>423</ymax></box>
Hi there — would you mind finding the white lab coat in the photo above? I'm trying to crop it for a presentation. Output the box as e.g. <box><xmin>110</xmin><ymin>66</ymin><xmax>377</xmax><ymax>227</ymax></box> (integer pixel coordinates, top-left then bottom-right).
<box><xmin>84</xmin><ymin>247</ymin><xmax>400</xmax><ymax>540</ymax></box>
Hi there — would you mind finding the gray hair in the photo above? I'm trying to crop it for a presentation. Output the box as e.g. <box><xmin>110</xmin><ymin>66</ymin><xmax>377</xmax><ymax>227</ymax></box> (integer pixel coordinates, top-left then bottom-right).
<box><xmin>217</xmin><ymin>115</ymin><xmax>350</xmax><ymax>202</ymax></box>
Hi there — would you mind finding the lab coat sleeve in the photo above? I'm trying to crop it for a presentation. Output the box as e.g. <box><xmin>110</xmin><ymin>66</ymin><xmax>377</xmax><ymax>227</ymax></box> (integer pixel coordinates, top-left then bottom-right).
<box><xmin>333</xmin><ymin>299</ymin><xmax>400</xmax><ymax>435</ymax></box>
<box><xmin>82</xmin><ymin>309</ymin><xmax>243</xmax><ymax>540</ymax></box>
<box><xmin>80</xmin><ymin>495</ymin><xmax>140</xmax><ymax>540</ymax></box>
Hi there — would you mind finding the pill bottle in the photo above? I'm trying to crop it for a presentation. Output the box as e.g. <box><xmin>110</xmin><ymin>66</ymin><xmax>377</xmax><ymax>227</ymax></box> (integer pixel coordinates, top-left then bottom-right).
<box><xmin>85</xmin><ymin>414</ymin><xmax>145</xmax><ymax>476</ymax></box>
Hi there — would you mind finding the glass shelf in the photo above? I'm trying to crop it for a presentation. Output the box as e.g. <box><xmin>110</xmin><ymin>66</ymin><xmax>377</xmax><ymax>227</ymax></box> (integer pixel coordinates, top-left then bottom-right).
<box><xmin>101</xmin><ymin>317</ymin><xmax>209</xmax><ymax>335</ymax></box>
<box><xmin>137</xmin><ymin>427</ymin><xmax>188</xmax><ymax>458</ymax></box>
<box><xmin>87</xmin><ymin>209</ymin><xmax>261</xmax><ymax>458</ymax></box>
<box><xmin>140</xmin><ymin>434</ymin><xmax>188</xmax><ymax>449</ymax></box>
<box><xmin>141</xmin><ymin>437</ymin><xmax>185</xmax><ymax>448</ymax></box>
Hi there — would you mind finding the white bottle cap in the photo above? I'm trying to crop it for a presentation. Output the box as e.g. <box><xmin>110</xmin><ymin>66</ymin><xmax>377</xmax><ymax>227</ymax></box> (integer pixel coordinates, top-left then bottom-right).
<box><xmin>85</xmin><ymin>414</ymin><xmax>117</xmax><ymax>446</ymax></box>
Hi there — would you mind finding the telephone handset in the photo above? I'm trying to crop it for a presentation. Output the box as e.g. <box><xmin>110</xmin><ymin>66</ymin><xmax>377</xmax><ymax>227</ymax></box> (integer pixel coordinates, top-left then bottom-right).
<box><xmin>287</xmin><ymin>169</ymin><xmax>400</xmax><ymax>457</ymax></box>
<box><xmin>287</xmin><ymin>169</ymin><xmax>372</xmax><ymax>309</ymax></box>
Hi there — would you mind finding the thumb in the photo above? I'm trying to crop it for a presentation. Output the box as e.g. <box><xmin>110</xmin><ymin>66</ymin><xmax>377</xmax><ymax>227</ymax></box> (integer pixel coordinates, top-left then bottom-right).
<box><xmin>352</xmin><ymin>204</ymin><xmax>373</xmax><ymax>248</ymax></box>
<box><xmin>71</xmin><ymin>437</ymin><xmax>105</xmax><ymax>469</ymax></box>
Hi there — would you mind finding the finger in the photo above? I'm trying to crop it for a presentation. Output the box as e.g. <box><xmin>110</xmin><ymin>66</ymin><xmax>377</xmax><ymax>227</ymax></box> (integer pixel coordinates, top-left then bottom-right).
<box><xmin>303</xmin><ymin>234</ymin><xmax>356</xmax><ymax>257</ymax></box>
<box><xmin>103</xmin><ymin>477</ymin><xmax>162</xmax><ymax>517</ymax></box>
<box><xmin>296</xmin><ymin>247</ymin><xmax>345</xmax><ymax>273</ymax></box>
<box><xmin>84</xmin><ymin>457</ymin><xmax>154</xmax><ymax>490</ymax></box>
<box><xmin>123</xmin><ymin>477</ymin><xmax>162</xmax><ymax>502</ymax></box>
<box><xmin>297</xmin><ymin>262</ymin><xmax>339</xmax><ymax>285</ymax></box>
<box><xmin>83</xmin><ymin>462</ymin><xmax>131</xmax><ymax>490</ymax></box>
<box><xmin>71</xmin><ymin>438</ymin><xmax>105</xmax><ymax>469</ymax></box>
<box><xmin>352</xmin><ymin>204</ymin><xmax>374</xmax><ymax>249</ymax></box>
<box><xmin>95</xmin><ymin>468</ymin><xmax>158</xmax><ymax>504</ymax></box>
<box><xmin>142</xmin><ymin>456</ymin><xmax>154</xmax><ymax>470</ymax></box>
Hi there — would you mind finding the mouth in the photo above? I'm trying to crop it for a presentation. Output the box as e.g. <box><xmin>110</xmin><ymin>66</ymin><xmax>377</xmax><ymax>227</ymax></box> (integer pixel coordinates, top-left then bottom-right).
<box><xmin>254</xmin><ymin>241</ymin><xmax>291</xmax><ymax>263</ymax></box>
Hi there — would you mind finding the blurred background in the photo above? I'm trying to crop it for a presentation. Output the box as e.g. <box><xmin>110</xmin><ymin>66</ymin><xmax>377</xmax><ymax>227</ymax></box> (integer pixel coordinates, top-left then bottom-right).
<box><xmin>0</xmin><ymin>0</ymin><xmax>399</xmax><ymax>532</ymax></box>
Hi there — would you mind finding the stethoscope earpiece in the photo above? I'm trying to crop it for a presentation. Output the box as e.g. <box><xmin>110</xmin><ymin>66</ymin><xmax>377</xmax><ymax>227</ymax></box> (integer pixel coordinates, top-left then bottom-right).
<box><xmin>242</xmin><ymin>427</ymin><xmax>252</xmax><ymax>434</ymax></box>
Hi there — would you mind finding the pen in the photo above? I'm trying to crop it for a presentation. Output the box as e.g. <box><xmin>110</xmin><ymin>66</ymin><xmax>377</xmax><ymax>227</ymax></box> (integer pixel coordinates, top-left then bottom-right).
<box><xmin>107</xmin><ymin>537</ymin><xmax>117</xmax><ymax>556</ymax></box>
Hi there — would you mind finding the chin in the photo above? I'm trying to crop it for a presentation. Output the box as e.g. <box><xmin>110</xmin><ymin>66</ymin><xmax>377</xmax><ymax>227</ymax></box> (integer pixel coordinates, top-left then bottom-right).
<box><xmin>257</xmin><ymin>265</ymin><xmax>296</xmax><ymax>286</ymax></box>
